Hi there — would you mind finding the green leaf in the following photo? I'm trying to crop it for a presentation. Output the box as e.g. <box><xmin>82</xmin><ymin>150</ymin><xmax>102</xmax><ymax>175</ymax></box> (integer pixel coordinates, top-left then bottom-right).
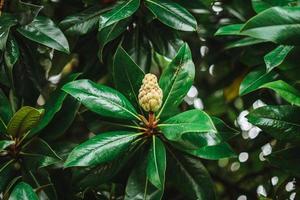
<box><xmin>145</xmin><ymin>0</ymin><xmax>197</xmax><ymax>31</ymax></box>
<box><xmin>146</xmin><ymin>136</ymin><xmax>166</xmax><ymax>190</ymax></box>
<box><xmin>60</xmin><ymin>6</ymin><xmax>110</xmax><ymax>35</ymax></box>
<box><xmin>158</xmin><ymin>43</ymin><xmax>195</xmax><ymax>117</ymax></box>
<box><xmin>0</xmin><ymin>160</ymin><xmax>15</xmax><ymax>192</ymax></box>
<box><xmin>247</xmin><ymin>105</ymin><xmax>300</xmax><ymax>141</ymax></box>
<box><xmin>62</xmin><ymin>79</ymin><xmax>139</xmax><ymax>120</ymax></box>
<box><xmin>8</xmin><ymin>182</ymin><xmax>39</xmax><ymax>200</ymax></box>
<box><xmin>15</xmin><ymin>1</ymin><xmax>43</xmax><ymax>25</ymax></box>
<box><xmin>21</xmin><ymin>138</ymin><xmax>61</xmax><ymax>169</ymax></box>
<box><xmin>22</xmin><ymin>169</ymin><xmax>57</xmax><ymax>200</ymax></box>
<box><xmin>167</xmin><ymin>148</ymin><xmax>216</xmax><ymax>200</ymax></box>
<box><xmin>7</xmin><ymin>106</ymin><xmax>44</xmax><ymax>138</ymax></box>
<box><xmin>17</xmin><ymin>16</ymin><xmax>70</xmax><ymax>53</ymax></box>
<box><xmin>215</xmin><ymin>24</ymin><xmax>243</xmax><ymax>36</ymax></box>
<box><xmin>187</xmin><ymin>143</ymin><xmax>236</xmax><ymax>160</ymax></box>
<box><xmin>147</xmin><ymin>25</ymin><xmax>184</xmax><ymax>59</ymax></box>
<box><xmin>251</xmin><ymin>0</ymin><xmax>296</xmax><ymax>13</ymax></box>
<box><xmin>4</xmin><ymin>37</ymin><xmax>20</xmax><ymax>68</ymax></box>
<box><xmin>0</xmin><ymin>14</ymin><xmax>17</xmax><ymax>50</ymax></box>
<box><xmin>0</xmin><ymin>140</ymin><xmax>14</xmax><ymax>151</ymax></box>
<box><xmin>225</xmin><ymin>37</ymin><xmax>266</xmax><ymax>49</ymax></box>
<box><xmin>158</xmin><ymin>109</ymin><xmax>216</xmax><ymax>141</ymax></box>
<box><xmin>73</xmin><ymin>148</ymin><xmax>135</xmax><ymax>191</ymax></box>
<box><xmin>113</xmin><ymin>46</ymin><xmax>144</xmax><ymax>109</ymax></box>
<box><xmin>64</xmin><ymin>131</ymin><xmax>141</xmax><ymax>167</ymax></box>
<box><xmin>98</xmin><ymin>18</ymin><xmax>131</xmax><ymax>61</ymax></box>
<box><xmin>260</xmin><ymin>80</ymin><xmax>300</xmax><ymax>106</ymax></box>
<box><xmin>125</xmin><ymin>156</ymin><xmax>163</xmax><ymax>200</ymax></box>
<box><xmin>211</xmin><ymin>117</ymin><xmax>239</xmax><ymax>141</ymax></box>
<box><xmin>241</xmin><ymin>7</ymin><xmax>300</xmax><ymax>45</ymax></box>
<box><xmin>31</xmin><ymin>73</ymin><xmax>80</xmax><ymax>135</ymax></box>
<box><xmin>267</xmin><ymin>147</ymin><xmax>300</xmax><ymax>177</ymax></box>
<box><xmin>264</xmin><ymin>45</ymin><xmax>294</xmax><ymax>72</ymax></box>
<box><xmin>39</xmin><ymin>97</ymin><xmax>80</xmax><ymax>141</ymax></box>
<box><xmin>99</xmin><ymin>0</ymin><xmax>140</xmax><ymax>31</ymax></box>
<box><xmin>239</xmin><ymin>68</ymin><xmax>278</xmax><ymax>95</ymax></box>
<box><xmin>0</xmin><ymin>89</ymin><xmax>13</xmax><ymax>124</ymax></box>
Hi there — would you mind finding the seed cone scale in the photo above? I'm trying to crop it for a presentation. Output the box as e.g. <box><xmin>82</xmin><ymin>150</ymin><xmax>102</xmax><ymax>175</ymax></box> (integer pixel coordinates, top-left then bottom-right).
<box><xmin>138</xmin><ymin>73</ymin><xmax>163</xmax><ymax>112</ymax></box>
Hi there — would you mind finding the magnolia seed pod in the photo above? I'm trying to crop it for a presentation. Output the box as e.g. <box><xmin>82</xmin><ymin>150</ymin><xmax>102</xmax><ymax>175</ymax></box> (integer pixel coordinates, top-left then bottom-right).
<box><xmin>138</xmin><ymin>73</ymin><xmax>163</xmax><ymax>112</ymax></box>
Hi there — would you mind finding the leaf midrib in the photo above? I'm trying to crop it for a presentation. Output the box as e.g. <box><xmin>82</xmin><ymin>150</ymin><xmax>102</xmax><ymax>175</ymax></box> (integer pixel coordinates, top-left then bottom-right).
<box><xmin>249</xmin><ymin>116</ymin><xmax>300</xmax><ymax>128</ymax></box>
<box><xmin>158</xmin><ymin>47</ymin><xmax>186</xmax><ymax>117</ymax></box>
<box><xmin>101</xmin><ymin>0</ymin><xmax>136</xmax><ymax>28</ymax></box>
<box><xmin>77</xmin><ymin>88</ymin><xmax>138</xmax><ymax>120</ymax></box>
<box><xmin>20</xmin><ymin>21</ymin><xmax>67</xmax><ymax>52</ymax></box>
<box><xmin>68</xmin><ymin>133</ymin><xmax>138</xmax><ymax>166</ymax></box>
<box><xmin>145</xmin><ymin>0</ymin><xmax>194</xmax><ymax>28</ymax></box>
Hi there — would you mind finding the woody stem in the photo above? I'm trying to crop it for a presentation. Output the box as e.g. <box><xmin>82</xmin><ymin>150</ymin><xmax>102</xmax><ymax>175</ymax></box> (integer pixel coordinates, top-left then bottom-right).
<box><xmin>148</xmin><ymin>112</ymin><xmax>155</xmax><ymax>128</ymax></box>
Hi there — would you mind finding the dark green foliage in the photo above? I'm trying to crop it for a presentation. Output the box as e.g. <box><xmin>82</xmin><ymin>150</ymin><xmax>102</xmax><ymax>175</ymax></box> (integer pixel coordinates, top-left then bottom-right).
<box><xmin>0</xmin><ymin>0</ymin><xmax>299</xmax><ymax>199</ymax></box>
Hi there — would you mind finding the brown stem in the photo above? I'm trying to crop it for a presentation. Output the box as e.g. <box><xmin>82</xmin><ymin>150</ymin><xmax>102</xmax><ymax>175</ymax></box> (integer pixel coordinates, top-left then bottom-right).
<box><xmin>0</xmin><ymin>0</ymin><xmax>5</xmax><ymax>16</ymax></box>
<box><xmin>138</xmin><ymin>114</ymin><xmax>149</xmax><ymax>127</ymax></box>
<box><xmin>148</xmin><ymin>112</ymin><xmax>155</xmax><ymax>128</ymax></box>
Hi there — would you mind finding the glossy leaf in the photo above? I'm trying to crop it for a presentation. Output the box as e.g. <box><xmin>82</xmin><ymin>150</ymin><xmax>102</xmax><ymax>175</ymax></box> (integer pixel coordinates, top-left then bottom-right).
<box><xmin>215</xmin><ymin>24</ymin><xmax>243</xmax><ymax>36</ymax></box>
<box><xmin>60</xmin><ymin>6</ymin><xmax>109</xmax><ymax>35</ymax></box>
<box><xmin>267</xmin><ymin>147</ymin><xmax>300</xmax><ymax>177</ymax></box>
<box><xmin>167</xmin><ymin>148</ymin><xmax>216</xmax><ymax>200</ymax></box>
<box><xmin>0</xmin><ymin>14</ymin><xmax>17</xmax><ymax>50</ymax></box>
<box><xmin>264</xmin><ymin>45</ymin><xmax>294</xmax><ymax>72</ymax></box>
<box><xmin>7</xmin><ymin>106</ymin><xmax>44</xmax><ymax>138</ymax></box>
<box><xmin>260</xmin><ymin>80</ymin><xmax>300</xmax><ymax>106</ymax></box>
<box><xmin>125</xmin><ymin>157</ymin><xmax>163</xmax><ymax>200</ymax></box>
<box><xmin>113</xmin><ymin>46</ymin><xmax>144</xmax><ymax>108</ymax></box>
<box><xmin>251</xmin><ymin>0</ymin><xmax>296</xmax><ymax>13</ymax></box>
<box><xmin>0</xmin><ymin>89</ymin><xmax>13</xmax><ymax>124</ymax></box>
<box><xmin>8</xmin><ymin>182</ymin><xmax>39</xmax><ymax>200</ymax></box>
<box><xmin>145</xmin><ymin>0</ymin><xmax>197</xmax><ymax>31</ymax></box>
<box><xmin>31</xmin><ymin>73</ymin><xmax>80</xmax><ymax>135</ymax></box>
<box><xmin>247</xmin><ymin>105</ymin><xmax>300</xmax><ymax>141</ymax></box>
<box><xmin>225</xmin><ymin>37</ymin><xmax>265</xmax><ymax>49</ymax></box>
<box><xmin>4</xmin><ymin>37</ymin><xmax>20</xmax><ymax>68</ymax></box>
<box><xmin>98</xmin><ymin>0</ymin><xmax>140</xmax><ymax>31</ymax></box>
<box><xmin>239</xmin><ymin>68</ymin><xmax>278</xmax><ymax>95</ymax></box>
<box><xmin>17</xmin><ymin>16</ymin><xmax>70</xmax><ymax>53</ymax></box>
<box><xmin>64</xmin><ymin>131</ymin><xmax>141</xmax><ymax>167</ymax></box>
<box><xmin>98</xmin><ymin>18</ymin><xmax>131</xmax><ymax>60</ymax></box>
<box><xmin>159</xmin><ymin>109</ymin><xmax>216</xmax><ymax>141</ymax></box>
<box><xmin>73</xmin><ymin>148</ymin><xmax>135</xmax><ymax>191</ymax></box>
<box><xmin>158</xmin><ymin>43</ymin><xmax>195</xmax><ymax>117</ymax></box>
<box><xmin>241</xmin><ymin>7</ymin><xmax>300</xmax><ymax>45</ymax></box>
<box><xmin>146</xmin><ymin>136</ymin><xmax>166</xmax><ymax>190</ymax></box>
<box><xmin>187</xmin><ymin>143</ymin><xmax>236</xmax><ymax>160</ymax></box>
<box><xmin>63</xmin><ymin>79</ymin><xmax>139</xmax><ymax>120</ymax></box>
<box><xmin>0</xmin><ymin>140</ymin><xmax>14</xmax><ymax>151</ymax></box>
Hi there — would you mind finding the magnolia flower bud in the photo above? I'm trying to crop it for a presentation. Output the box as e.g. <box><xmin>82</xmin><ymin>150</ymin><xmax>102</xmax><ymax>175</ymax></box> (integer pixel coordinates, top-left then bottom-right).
<box><xmin>138</xmin><ymin>73</ymin><xmax>163</xmax><ymax>112</ymax></box>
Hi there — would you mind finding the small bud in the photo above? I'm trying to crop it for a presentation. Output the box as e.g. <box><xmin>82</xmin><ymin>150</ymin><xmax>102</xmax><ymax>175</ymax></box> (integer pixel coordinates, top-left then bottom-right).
<box><xmin>138</xmin><ymin>73</ymin><xmax>163</xmax><ymax>112</ymax></box>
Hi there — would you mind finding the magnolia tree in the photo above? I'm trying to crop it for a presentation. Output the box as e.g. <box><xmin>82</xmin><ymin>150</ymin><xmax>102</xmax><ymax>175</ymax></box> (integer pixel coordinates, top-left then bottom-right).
<box><xmin>0</xmin><ymin>0</ymin><xmax>299</xmax><ymax>200</ymax></box>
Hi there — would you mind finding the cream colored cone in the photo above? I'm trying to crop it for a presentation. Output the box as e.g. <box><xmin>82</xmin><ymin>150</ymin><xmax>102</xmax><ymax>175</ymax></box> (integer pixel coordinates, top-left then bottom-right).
<box><xmin>138</xmin><ymin>73</ymin><xmax>163</xmax><ymax>112</ymax></box>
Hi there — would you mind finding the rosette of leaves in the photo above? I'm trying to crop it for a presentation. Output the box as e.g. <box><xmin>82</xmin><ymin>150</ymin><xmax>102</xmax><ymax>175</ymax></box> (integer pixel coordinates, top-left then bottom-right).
<box><xmin>0</xmin><ymin>104</ymin><xmax>62</xmax><ymax>199</ymax></box>
<box><xmin>62</xmin><ymin>43</ymin><xmax>237</xmax><ymax>199</ymax></box>
<box><xmin>0</xmin><ymin>72</ymin><xmax>81</xmax><ymax>199</ymax></box>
